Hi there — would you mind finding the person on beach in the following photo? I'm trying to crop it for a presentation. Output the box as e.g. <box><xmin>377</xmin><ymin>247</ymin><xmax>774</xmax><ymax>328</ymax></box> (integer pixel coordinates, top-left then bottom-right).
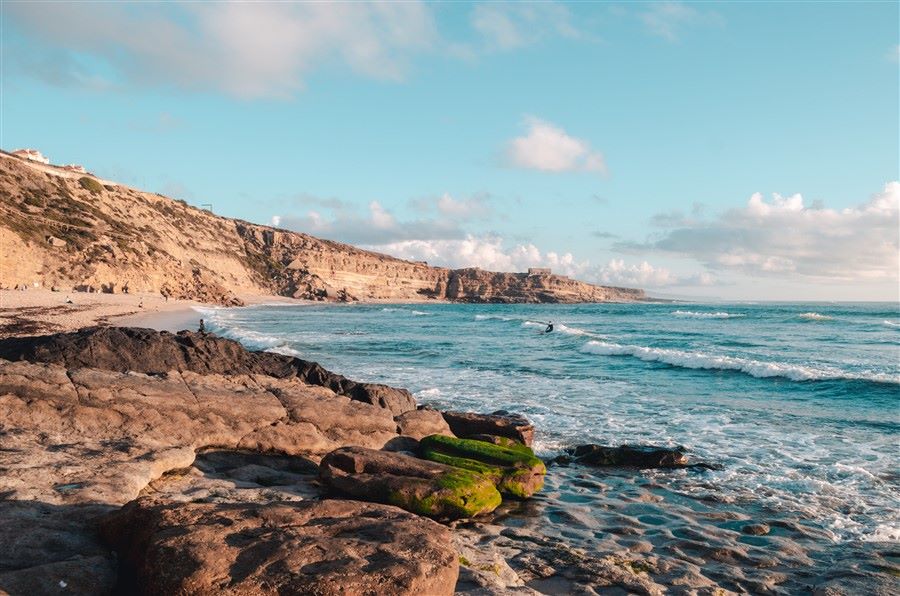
<box><xmin>198</xmin><ymin>319</ymin><xmax>205</xmax><ymax>333</ymax></box>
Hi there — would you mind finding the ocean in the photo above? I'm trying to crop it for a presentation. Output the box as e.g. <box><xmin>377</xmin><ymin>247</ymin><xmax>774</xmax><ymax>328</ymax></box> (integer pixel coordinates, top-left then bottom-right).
<box><xmin>196</xmin><ymin>301</ymin><xmax>900</xmax><ymax>592</ymax></box>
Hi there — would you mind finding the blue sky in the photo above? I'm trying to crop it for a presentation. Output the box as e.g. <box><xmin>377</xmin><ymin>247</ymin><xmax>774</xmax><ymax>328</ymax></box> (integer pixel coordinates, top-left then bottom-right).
<box><xmin>3</xmin><ymin>1</ymin><xmax>898</xmax><ymax>300</ymax></box>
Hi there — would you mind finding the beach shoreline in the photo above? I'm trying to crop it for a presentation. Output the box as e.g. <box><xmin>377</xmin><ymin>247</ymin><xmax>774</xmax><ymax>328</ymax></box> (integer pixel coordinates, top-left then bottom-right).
<box><xmin>0</xmin><ymin>289</ymin><xmax>303</xmax><ymax>337</ymax></box>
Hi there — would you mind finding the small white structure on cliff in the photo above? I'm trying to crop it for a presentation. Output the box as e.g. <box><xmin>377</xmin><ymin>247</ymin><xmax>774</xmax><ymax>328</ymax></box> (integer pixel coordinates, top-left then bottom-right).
<box><xmin>12</xmin><ymin>148</ymin><xmax>50</xmax><ymax>164</ymax></box>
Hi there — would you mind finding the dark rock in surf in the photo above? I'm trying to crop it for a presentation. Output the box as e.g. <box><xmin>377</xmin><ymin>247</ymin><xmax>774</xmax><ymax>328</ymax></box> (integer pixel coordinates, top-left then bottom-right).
<box><xmin>560</xmin><ymin>444</ymin><xmax>689</xmax><ymax>468</ymax></box>
<box><xmin>441</xmin><ymin>410</ymin><xmax>534</xmax><ymax>446</ymax></box>
<box><xmin>742</xmin><ymin>523</ymin><xmax>771</xmax><ymax>536</ymax></box>
<box><xmin>0</xmin><ymin>326</ymin><xmax>416</xmax><ymax>415</ymax></box>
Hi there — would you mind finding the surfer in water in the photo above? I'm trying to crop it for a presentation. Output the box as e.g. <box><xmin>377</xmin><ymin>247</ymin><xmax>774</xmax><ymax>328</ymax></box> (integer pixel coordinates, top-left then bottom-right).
<box><xmin>545</xmin><ymin>321</ymin><xmax>554</xmax><ymax>333</ymax></box>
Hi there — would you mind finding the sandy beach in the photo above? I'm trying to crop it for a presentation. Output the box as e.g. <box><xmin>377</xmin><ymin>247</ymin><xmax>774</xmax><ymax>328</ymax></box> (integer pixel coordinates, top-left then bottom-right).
<box><xmin>0</xmin><ymin>289</ymin><xmax>299</xmax><ymax>337</ymax></box>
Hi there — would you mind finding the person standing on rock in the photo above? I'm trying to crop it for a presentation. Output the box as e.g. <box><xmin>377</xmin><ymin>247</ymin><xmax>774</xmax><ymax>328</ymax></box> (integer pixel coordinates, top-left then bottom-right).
<box><xmin>199</xmin><ymin>319</ymin><xmax>205</xmax><ymax>333</ymax></box>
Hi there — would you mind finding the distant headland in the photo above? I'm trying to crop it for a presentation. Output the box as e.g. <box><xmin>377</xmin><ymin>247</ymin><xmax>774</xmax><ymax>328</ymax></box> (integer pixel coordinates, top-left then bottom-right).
<box><xmin>0</xmin><ymin>148</ymin><xmax>644</xmax><ymax>306</ymax></box>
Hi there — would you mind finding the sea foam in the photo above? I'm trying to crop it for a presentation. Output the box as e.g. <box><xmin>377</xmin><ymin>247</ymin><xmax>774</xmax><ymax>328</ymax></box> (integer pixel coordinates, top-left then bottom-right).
<box><xmin>381</xmin><ymin>307</ymin><xmax>429</xmax><ymax>316</ymax></box>
<box><xmin>580</xmin><ymin>340</ymin><xmax>897</xmax><ymax>384</ymax></box>
<box><xmin>475</xmin><ymin>314</ymin><xmax>517</xmax><ymax>321</ymax></box>
<box><xmin>672</xmin><ymin>310</ymin><xmax>743</xmax><ymax>319</ymax></box>
<box><xmin>522</xmin><ymin>320</ymin><xmax>599</xmax><ymax>337</ymax></box>
<box><xmin>799</xmin><ymin>312</ymin><xmax>833</xmax><ymax>321</ymax></box>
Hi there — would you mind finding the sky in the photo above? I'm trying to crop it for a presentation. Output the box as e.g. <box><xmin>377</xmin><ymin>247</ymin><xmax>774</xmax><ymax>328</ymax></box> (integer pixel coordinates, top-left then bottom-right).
<box><xmin>2</xmin><ymin>1</ymin><xmax>898</xmax><ymax>301</ymax></box>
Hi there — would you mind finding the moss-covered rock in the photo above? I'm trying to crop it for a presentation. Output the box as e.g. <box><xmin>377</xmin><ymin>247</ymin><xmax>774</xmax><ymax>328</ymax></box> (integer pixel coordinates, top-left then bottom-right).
<box><xmin>468</xmin><ymin>433</ymin><xmax>532</xmax><ymax>451</ymax></box>
<box><xmin>419</xmin><ymin>434</ymin><xmax>546</xmax><ymax>499</ymax></box>
<box><xmin>320</xmin><ymin>446</ymin><xmax>501</xmax><ymax>520</ymax></box>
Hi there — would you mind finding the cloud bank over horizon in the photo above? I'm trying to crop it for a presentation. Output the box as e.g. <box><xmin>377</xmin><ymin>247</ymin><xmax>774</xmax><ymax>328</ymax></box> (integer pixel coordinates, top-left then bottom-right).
<box><xmin>623</xmin><ymin>182</ymin><xmax>899</xmax><ymax>283</ymax></box>
<box><xmin>270</xmin><ymin>181</ymin><xmax>898</xmax><ymax>294</ymax></box>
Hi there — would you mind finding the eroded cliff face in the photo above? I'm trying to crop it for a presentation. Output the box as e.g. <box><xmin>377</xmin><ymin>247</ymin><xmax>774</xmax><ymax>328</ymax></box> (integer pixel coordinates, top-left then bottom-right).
<box><xmin>0</xmin><ymin>153</ymin><xmax>644</xmax><ymax>304</ymax></box>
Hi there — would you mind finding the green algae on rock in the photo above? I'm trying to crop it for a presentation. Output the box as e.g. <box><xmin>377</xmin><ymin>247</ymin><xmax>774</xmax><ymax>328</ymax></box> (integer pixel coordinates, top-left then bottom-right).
<box><xmin>319</xmin><ymin>446</ymin><xmax>501</xmax><ymax>520</ymax></box>
<box><xmin>419</xmin><ymin>434</ymin><xmax>546</xmax><ymax>499</ymax></box>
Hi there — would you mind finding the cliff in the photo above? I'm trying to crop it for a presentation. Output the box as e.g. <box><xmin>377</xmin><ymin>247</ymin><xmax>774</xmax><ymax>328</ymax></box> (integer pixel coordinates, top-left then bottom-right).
<box><xmin>0</xmin><ymin>152</ymin><xmax>644</xmax><ymax>305</ymax></box>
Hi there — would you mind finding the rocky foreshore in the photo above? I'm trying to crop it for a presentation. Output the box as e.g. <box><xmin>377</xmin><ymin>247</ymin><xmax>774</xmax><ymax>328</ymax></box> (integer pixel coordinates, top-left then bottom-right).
<box><xmin>0</xmin><ymin>327</ymin><xmax>562</xmax><ymax>595</ymax></box>
<box><xmin>3</xmin><ymin>327</ymin><xmax>896</xmax><ymax>595</ymax></box>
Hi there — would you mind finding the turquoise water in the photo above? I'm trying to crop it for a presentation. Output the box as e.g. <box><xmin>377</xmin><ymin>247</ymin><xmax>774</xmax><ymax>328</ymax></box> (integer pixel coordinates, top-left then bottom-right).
<box><xmin>198</xmin><ymin>301</ymin><xmax>899</xmax><ymax>548</ymax></box>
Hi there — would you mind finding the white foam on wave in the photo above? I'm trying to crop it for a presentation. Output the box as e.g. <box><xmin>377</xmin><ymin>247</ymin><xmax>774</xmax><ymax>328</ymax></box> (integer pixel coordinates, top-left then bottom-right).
<box><xmin>557</xmin><ymin>323</ymin><xmax>594</xmax><ymax>337</ymax></box>
<box><xmin>883</xmin><ymin>320</ymin><xmax>900</xmax><ymax>328</ymax></box>
<box><xmin>191</xmin><ymin>305</ymin><xmax>226</xmax><ymax>314</ymax></box>
<box><xmin>672</xmin><ymin>310</ymin><xmax>744</xmax><ymax>319</ymax></box>
<box><xmin>799</xmin><ymin>312</ymin><xmax>833</xmax><ymax>321</ymax></box>
<box><xmin>861</xmin><ymin>524</ymin><xmax>900</xmax><ymax>542</ymax></box>
<box><xmin>199</xmin><ymin>318</ymin><xmax>303</xmax><ymax>357</ymax></box>
<box><xmin>475</xmin><ymin>314</ymin><xmax>516</xmax><ymax>321</ymax></box>
<box><xmin>382</xmin><ymin>307</ymin><xmax>429</xmax><ymax>316</ymax></box>
<box><xmin>521</xmin><ymin>320</ymin><xmax>602</xmax><ymax>338</ymax></box>
<box><xmin>581</xmin><ymin>340</ymin><xmax>898</xmax><ymax>384</ymax></box>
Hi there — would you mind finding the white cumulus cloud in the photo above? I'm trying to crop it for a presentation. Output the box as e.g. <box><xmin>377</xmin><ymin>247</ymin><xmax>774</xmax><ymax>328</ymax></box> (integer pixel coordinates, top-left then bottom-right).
<box><xmin>625</xmin><ymin>182</ymin><xmax>900</xmax><ymax>282</ymax></box>
<box><xmin>271</xmin><ymin>193</ymin><xmax>495</xmax><ymax>246</ymax></box>
<box><xmin>507</xmin><ymin>117</ymin><xmax>607</xmax><ymax>174</ymax></box>
<box><xmin>595</xmin><ymin>259</ymin><xmax>677</xmax><ymax>287</ymax></box>
<box><xmin>372</xmin><ymin>235</ymin><xmax>698</xmax><ymax>288</ymax></box>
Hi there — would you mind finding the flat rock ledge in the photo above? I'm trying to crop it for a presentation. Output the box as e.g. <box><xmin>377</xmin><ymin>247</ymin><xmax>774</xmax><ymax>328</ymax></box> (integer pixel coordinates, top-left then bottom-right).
<box><xmin>0</xmin><ymin>357</ymin><xmax>438</xmax><ymax>594</ymax></box>
<box><xmin>101</xmin><ymin>497</ymin><xmax>459</xmax><ymax>596</ymax></box>
<box><xmin>0</xmin><ymin>327</ymin><xmax>416</xmax><ymax>415</ymax></box>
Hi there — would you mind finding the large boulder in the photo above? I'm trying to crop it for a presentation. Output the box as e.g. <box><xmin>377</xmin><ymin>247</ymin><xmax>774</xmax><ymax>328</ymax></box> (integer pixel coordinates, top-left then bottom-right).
<box><xmin>419</xmin><ymin>434</ymin><xmax>545</xmax><ymax>499</ymax></box>
<box><xmin>441</xmin><ymin>410</ymin><xmax>534</xmax><ymax>446</ymax></box>
<box><xmin>100</xmin><ymin>497</ymin><xmax>459</xmax><ymax>596</ymax></box>
<box><xmin>0</xmin><ymin>327</ymin><xmax>416</xmax><ymax>415</ymax></box>
<box><xmin>320</xmin><ymin>446</ymin><xmax>501</xmax><ymax>520</ymax></box>
<box><xmin>561</xmin><ymin>444</ymin><xmax>689</xmax><ymax>468</ymax></box>
<box><xmin>395</xmin><ymin>408</ymin><xmax>454</xmax><ymax>440</ymax></box>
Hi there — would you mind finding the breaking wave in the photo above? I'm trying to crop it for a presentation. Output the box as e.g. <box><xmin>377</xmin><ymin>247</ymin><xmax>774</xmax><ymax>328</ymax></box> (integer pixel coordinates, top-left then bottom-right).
<box><xmin>381</xmin><ymin>307</ymin><xmax>429</xmax><ymax>316</ymax></box>
<box><xmin>883</xmin><ymin>320</ymin><xmax>900</xmax><ymax>328</ymax></box>
<box><xmin>799</xmin><ymin>312</ymin><xmax>833</xmax><ymax>321</ymax></box>
<box><xmin>475</xmin><ymin>314</ymin><xmax>517</xmax><ymax>321</ymax></box>
<box><xmin>580</xmin><ymin>340</ymin><xmax>897</xmax><ymax>384</ymax></box>
<box><xmin>672</xmin><ymin>310</ymin><xmax>744</xmax><ymax>319</ymax></box>
<box><xmin>522</xmin><ymin>320</ymin><xmax>601</xmax><ymax>338</ymax></box>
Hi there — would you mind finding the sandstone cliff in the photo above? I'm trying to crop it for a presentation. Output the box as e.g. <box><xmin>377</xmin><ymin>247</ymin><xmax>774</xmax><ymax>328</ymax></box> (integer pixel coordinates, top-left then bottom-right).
<box><xmin>0</xmin><ymin>151</ymin><xmax>644</xmax><ymax>305</ymax></box>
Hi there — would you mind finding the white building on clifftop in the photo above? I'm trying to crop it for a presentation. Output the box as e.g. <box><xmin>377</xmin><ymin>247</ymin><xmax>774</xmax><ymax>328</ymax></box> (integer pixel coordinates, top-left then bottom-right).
<box><xmin>11</xmin><ymin>148</ymin><xmax>50</xmax><ymax>164</ymax></box>
<box><xmin>527</xmin><ymin>268</ymin><xmax>551</xmax><ymax>276</ymax></box>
